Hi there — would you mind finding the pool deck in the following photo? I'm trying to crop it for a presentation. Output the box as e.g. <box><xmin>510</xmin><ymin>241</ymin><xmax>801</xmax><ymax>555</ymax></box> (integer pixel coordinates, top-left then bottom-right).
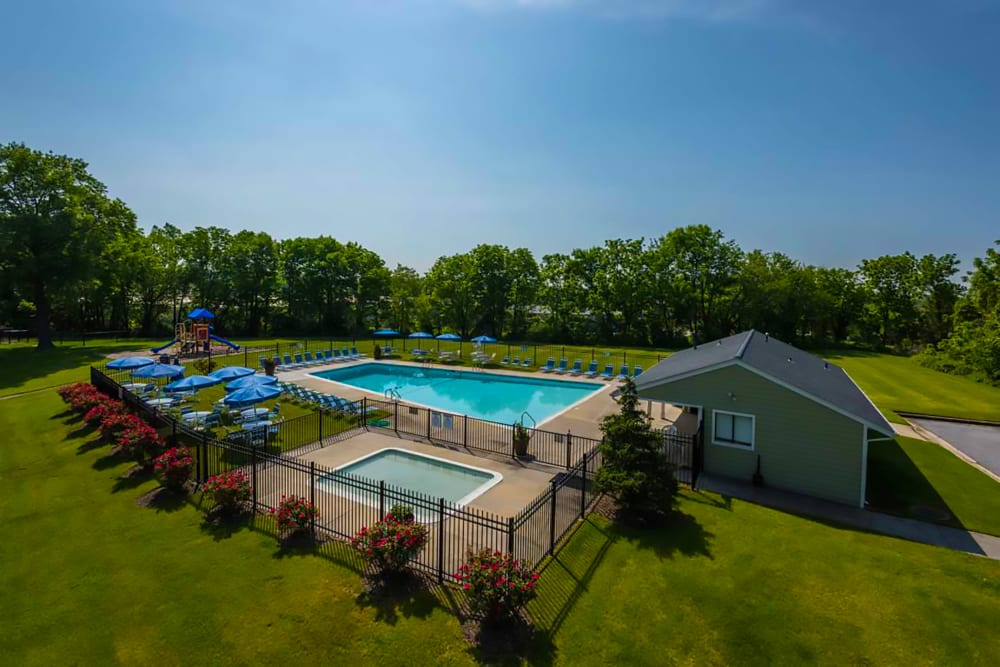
<box><xmin>281</xmin><ymin>357</ymin><xmax>622</xmax><ymax>440</ymax></box>
<box><xmin>296</xmin><ymin>431</ymin><xmax>558</xmax><ymax>517</ymax></box>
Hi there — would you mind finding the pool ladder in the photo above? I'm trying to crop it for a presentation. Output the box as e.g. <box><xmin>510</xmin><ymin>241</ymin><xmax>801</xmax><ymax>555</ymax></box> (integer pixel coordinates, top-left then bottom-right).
<box><xmin>384</xmin><ymin>387</ymin><xmax>402</xmax><ymax>402</ymax></box>
<box><xmin>519</xmin><ymin>411</ymin><xmax>536</xmax><ymax>430</ymax></box>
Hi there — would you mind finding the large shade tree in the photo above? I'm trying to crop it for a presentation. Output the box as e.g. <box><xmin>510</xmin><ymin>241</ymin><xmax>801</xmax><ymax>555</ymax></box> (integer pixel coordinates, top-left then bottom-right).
<box><xmin>0</xmin><ymin>142</ymin><xmax>136</xmax><ymax>349</ymax></box>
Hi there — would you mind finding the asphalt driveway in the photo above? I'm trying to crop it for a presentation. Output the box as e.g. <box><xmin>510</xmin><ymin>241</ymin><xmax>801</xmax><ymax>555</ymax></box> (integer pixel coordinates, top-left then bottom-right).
<box><xmin>912</xmin><ymin>418</ymin><xmax>1000</xmax><ymax>477</ymax></box>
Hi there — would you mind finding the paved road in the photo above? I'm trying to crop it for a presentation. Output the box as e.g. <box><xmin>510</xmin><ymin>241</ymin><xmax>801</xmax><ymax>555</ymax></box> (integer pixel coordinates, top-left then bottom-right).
<box><xmin>912</xmin><ymin>418</ymin><xmax>1000</xmax><ymax>477</ymax></box>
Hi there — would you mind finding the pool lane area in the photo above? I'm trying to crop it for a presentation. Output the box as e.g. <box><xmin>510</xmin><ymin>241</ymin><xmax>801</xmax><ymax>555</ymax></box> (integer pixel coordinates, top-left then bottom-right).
<box><xmin>309</xmin><ymin>362</ymin><xmax>604</xmax><ymax>424</ymax></box>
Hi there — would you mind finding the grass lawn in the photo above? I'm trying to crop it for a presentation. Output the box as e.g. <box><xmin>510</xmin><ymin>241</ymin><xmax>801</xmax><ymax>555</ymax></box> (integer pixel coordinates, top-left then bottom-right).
<box><xmin>530</xmin><ymin>498</ymin><xmax>999</xmax><ymax>665</ymax></box>
<box><xmin>823</xmin><ymin>349</ymin><xmax>1000</xmax><ymax>423</ymax></box>
<box><xmin>3</xmin><ymin>386</ymin><xmax>999</xmax><ymax>665</ymax></box>
<box><xmin>867</xmin><ymin>435</ymin><xmax>1000</xmax><ymax>536</ymax></box>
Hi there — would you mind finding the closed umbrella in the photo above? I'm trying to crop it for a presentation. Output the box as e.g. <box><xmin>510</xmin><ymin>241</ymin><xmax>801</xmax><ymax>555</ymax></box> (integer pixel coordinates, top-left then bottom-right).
<box><xmin>107</xmin><ymin>356</ymin><xmax>154</xmax><ymax>370</ymax></box>
<box><xmin>131</xmin><ymin>364</ymin><xmax>186</xmax><ymax>379</ymax></box>
<box><xmin>164</xmin><ymin>375</ymin><xmax>219</xmax><ymax>392</ymax></box>
<box><xmin>209</xmin><ymin>366</ymin><xmax>255</xmax><ymax>381</ymax></box>
<box><xmin>225</xmin><ymin>374</ymin><xmax>278</xmax><ymax>392</ymax></box>
<box><xmin>224</xmin><ymin>384</ymin><xmax>282</xmax><ymax>407</ymax></box>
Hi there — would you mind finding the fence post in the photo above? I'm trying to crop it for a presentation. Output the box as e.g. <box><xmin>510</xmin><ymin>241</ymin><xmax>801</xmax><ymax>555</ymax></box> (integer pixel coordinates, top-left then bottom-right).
<box><xmin>379</xmin><ymin>480</ymin><xmax>386</xmax><ymax>518</ymax></box>
<box><xmin>244</xmin><ymin>347</ymin><xmax>248</xmax><ymax>367</ymax></box>
<box><xmin>580</xmin><ymin>453</ymin><xmax>588</xmax><ymax>517</ymax></box>
<box><xmin>507</xmin><ymin>517</ymin><xmax>515</xmax><ymax>556</ymax></box>
<box><xmin>200</xmin><ymin>432</ymin><xmax>208</xmax><ymax>482</ymax></box>
<box><xmin>426</xmin><ymin>409</ymin><xmax>431</xmax><ymax>440</ymax></box>
<box><xmin>318</xmin><ymin>408</ymin><xmax>324</xmax><ymax>443</ymax></box>
<box><xmin>549</xmin><ymin>480</ymin><xmax>558</xmax><ymax>555</ymax></box>
<box><xmin>437</xmin><ymin>498</ymin><xmax>446</xmax><ymax>583</ymax></box>
<box><xmin>251</xmin><ymin>446</ymin><xmax>258</xmax><ymax>510</ymax></box>
<box><xmin>310</xmin><ymin>461</ymin><xmax>316</xmax><ymax>539</ymax></box>
<box><xmin>565</xmin><ymin>431</ymin><xmax>572</xmax><ymax>470</ymax></box>
<box><xmin>393</xmin><ymin>400</ymin><xmax>399</xmax><ymax>434</ymax></box>
<box><xmin>463</xmin><ymin>414</ymin><xmax>468</xmax><ymax>448</ymax></box>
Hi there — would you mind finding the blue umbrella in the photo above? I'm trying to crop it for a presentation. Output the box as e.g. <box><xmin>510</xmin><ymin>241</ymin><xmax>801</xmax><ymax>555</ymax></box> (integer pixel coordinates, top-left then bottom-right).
<box><xmin>186</xmin><ymin>307</ymin><xmax>215</xmax><ymax>319</ymax></box>
<box><xmin>435</xmin><ymin>333</ymin><xmax>462</xmax><ymax>341</ymax></box>
<box><xmin>374</xmin><ymin>329</ymin><xmax>400</xmax><ymax>336</ymax></box>
<box><xmin>164</xmin><ymin>375</ymin><xmax>219</xmax><ymax>392</ymax></box>
<box><xmin>208</xmin><ymin>366</ymin><xmax>255</xmax><ymax>381</ymax></box>
<box><xmin>408</xmin><ymin>331</ymin><xmax>433</xmax><ymax>339</ymax></box>
<box><xmin>471</xmin><ymin>335</ymin><xmax>497</xmax><ymax>343</ymax></box>
<box><xmin>224</xmin><ymin>384</ymin><xmax>282</xmax><ymax>406</ymax></box>
<box><xmin>225</xmin><ymin>374</ymin><xmax>279</xmax><ymax>392</ymax></box>
<box><xmin>107</xmin><ymin>356</ymin><xmax>154</xmax><ymax>370</ymax></box>
<box><xmin>131</xmin><ymin>363</ymin><xmax>186</xmax><ymax>379</ymax></box>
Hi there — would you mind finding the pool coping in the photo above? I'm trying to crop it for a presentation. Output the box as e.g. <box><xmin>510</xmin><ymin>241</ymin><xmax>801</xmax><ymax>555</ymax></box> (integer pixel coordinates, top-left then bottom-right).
<box><xmin>318</xmin><ymin>446</ymin><xmax>505</xmax><ymax>511</ymax></box>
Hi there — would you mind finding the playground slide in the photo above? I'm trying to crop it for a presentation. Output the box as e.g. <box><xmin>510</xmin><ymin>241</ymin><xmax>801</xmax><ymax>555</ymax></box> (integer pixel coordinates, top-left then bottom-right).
<box><xmin>150</xmin><ymin>338</ymin><xmax>181</xmax><ymax>354</ymax></box>
<box><xmin>209</xmin><ymin>334</ymin><xmax>240</xmax><ymax>350</ymax></box>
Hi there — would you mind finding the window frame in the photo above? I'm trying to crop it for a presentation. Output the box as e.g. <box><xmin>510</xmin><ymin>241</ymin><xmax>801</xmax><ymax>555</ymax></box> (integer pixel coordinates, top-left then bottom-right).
<box><xmin>711</xmin><ymin>409</ymin><xmax>756</xmax><ymax>451</ymax></box>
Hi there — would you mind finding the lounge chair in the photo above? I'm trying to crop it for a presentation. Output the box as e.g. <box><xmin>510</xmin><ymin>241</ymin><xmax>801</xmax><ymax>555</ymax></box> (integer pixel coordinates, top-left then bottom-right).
<box><xmin>632</xmin><ymin>365</ymin><xmax>643</xmax><ymax>379</ymax></box>
<box><xmin>500</xmin><ymin>356</ymin><xmax>511</xmax><ymax>366</ymax></box>
<box><xmin>351</xmin><ymin>346</ymin><xmax>367</xmax><ymax>359</ymax></box>
<box><xmin>615</xmin><ymin>364</ymin><xmax>630</xmax><ymax>380</ymax></box>
<box><xmin>599</xmin><ymin>363</ymin><xmax>614</xmax><ymax>380</ymax></box>
<box><xmin>303</xmin><ymin>351</ymin><xmax>316</xmax><ymax>365</ymax></box>
<box><xmin>282</xmin><ymin>354</ymin><xmax>296</xmax><ymax>369</ymax></box>
<box><xmin>584</xmin><ymin>360</ymin><xmax>599</xmax><ymax>378</ymax></box>
<box><xmin>511</xmin><ymin>356</ymin><xmax>520</xmax><ymax>367</ymax></box>
<box><xmin>568</xmin><ymin>359</ymin><xmax>583</xmax><ymax>376</ymax></box>
<box><xmin>554</xmin><ymin>358</ymin><xmax>569</xmax><ymax>374</ymax></box>
<box><xmin>273</xmin><ymin>356</ymin><xmax>283</xmax><ymax>370</ymax></box>
<box><xmin>539</xmin><ymin>358</ymin><xmax>556</xmax><ymax>373</ymax></box>
<box><xmin>343</xmin><ymin>347</ymin><xmax>356</xmax><ymax>360</ymax></box>
<box><xmin>521</xmin><ymin>358</ymin><xmax>533</xmax><ymax>368</ymax></box>
<box><xmin>259</xmin><ymin>356</ymin><xmax>268</xmax><ymax>369</ymax></box>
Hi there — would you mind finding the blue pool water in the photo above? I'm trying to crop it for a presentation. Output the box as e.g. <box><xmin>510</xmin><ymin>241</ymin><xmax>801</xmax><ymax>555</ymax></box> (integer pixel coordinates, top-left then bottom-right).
<box><xmin>310</xmin><ymin>362</ymin><xmax>602</xmax><ymax>423</ymax></box>
<box><xmin>322</xmin><ymin>448</ymin><xmax>500</xmax><ymax>505</ymax></box>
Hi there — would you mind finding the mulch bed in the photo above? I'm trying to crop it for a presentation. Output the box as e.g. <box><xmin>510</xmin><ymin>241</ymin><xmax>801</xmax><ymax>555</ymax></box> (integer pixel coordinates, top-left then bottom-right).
<box><xmin>135</xmin><ymin>485</ymin><xmax>185</xmax><ymax>509</ymax></box>
<box><xmin>203</xmin><ymin>503</ymin><xmax>253</xmax><ymax>526</ymax></box>
<box><xmin>461</xmin><ymin>611</ymin><xmax>537</xmax><ymax>658</ymax></box>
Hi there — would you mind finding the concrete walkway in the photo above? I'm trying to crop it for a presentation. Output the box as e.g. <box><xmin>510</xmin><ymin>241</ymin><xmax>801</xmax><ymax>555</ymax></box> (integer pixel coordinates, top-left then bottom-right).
<box><xmin>698</xmin><ymin>474</ymin><xmax>1000</xmax><ymax>560</ymax></box>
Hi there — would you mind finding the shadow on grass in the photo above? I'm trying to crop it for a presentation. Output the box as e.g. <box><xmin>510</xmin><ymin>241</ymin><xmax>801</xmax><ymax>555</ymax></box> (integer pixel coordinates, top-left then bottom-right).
<box><xmin>199</xmin><ymin>506</ymin><xmax>254</xmax><ymax>541</ymax></box>
<box><xmin>66</xmin><ymin>423</ymin><xmax>98</xmax><ymax>440</ymax></box>
<box><xmin>92</xmin><ymin>450</ymin><xmax>129</xmax><ymax>470</ymax></box>
<box><xmin>50</xmin><ymin>408</ymin><xmax>76</xmax><ymax>420</ymax></box>
<box><xmin>684</xmin><ymin>489</ymin><xmax>734</xmax><ymax>511</ymax></box>
<box><xmin>136</xmin><ymin>486</ymin><xmax>188</xmax><ymax>513</ymax></box>
<box><xmin>866</xmin><ymin>438</ymin><xmax>960</xmax><ymax>529</ymax></box>
<box><xmin>111</xmin><ymin>464</ymin><xmax>154</xmax><ymax>493</ymax></box>
<box><xmin>355</xmin><ymin>571</ymin><xmax>440</xmax><ymax>625</ymax></box>
<box><xmin>77</xmin><ymin>436</ymin><xmax>108</xmax><ymax>455</ymax></box>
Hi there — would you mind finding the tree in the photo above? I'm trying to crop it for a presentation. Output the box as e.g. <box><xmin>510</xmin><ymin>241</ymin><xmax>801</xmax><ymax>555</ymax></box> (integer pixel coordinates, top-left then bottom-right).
<box><xmin>594</xmin><ymin>379</ymin><xmax>677</xmax><ymax>520</ymax></box>
<box><xmin>388</xmin><ymin>265</ymin><xmax>423</xmax><ymax>333</ymax></box>
<box><xmin>426</xmin><ymin>253</ymin><xmax>477</xmax><ymax>337</ymax></box>
<box><xmin>859</xmin><ymin>253</ymin><xmax>920</xmax><ymax>348</ymax></box>
<box><xmin>507</xmin><ymin>247</ymin><xmax>540</xmax><ymax>339</ymax></box>
<box><xmin>0</xmin><ymin>143</ymin><xmax>136</xmax><ymax>348</ymax></box>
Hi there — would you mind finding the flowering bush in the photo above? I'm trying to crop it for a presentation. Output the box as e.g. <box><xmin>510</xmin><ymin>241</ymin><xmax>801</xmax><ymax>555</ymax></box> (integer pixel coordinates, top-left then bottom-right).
<box><xmin>456</xmin><ymin>550</ymin><xmax>539</xmax><ymax>621</ymax></box>
<box><xmin>351</xmin><ymin>510</ymin><xmax>429</xmax><ymax>574</ymax></box>
<box><xmin>202</xmin><ymin>470</ymin><xmax>252</xmax><ymax>511</ymax></box>
<box><xmin>270</xmin><ymin>494</ymin><xmax>317</xmax><ymax>535</ymax></box>
<box><xmin>60</xmin><ymin>383</ymin><xmax>106</xmax><ymax>413</ymax></box>
<box><xmin>83</xmin><ymin>399</ymin><xmax>124</xmax><ymax>426</ymax></box>
<box><xmin>116</xmin><ymin>422</ymin><xmax>164</xmax><ymax>463</ymax></box>
<box><xmin>100</xmin><ymin>412</ymin><xmax>143</xmax><ymax>442</ymax></box>
<box><xmin>153</xmin><ymin>446</ymin><xmax>194</xmax><ymax>490</ymax></box>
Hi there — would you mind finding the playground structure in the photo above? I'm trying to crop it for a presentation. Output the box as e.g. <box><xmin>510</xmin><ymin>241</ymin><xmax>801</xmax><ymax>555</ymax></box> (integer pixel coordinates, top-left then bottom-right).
<box><xmin>151</xmin><ymin>308</ymin><xmax>240</xmax><ymax>356</ymax></box>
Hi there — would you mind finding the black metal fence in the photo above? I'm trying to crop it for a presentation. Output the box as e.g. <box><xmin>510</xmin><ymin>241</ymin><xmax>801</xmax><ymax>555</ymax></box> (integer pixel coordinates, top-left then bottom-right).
<box><xmin>91</xmin><ymin>366</ymin><xmax>611</xmax><ymax>578</ymax></box>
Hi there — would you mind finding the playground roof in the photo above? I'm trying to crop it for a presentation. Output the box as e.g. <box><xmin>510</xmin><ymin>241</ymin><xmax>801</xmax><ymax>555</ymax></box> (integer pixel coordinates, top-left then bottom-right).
<box><xmin>186</xmin><ymin>308</ymin><xmax>215</xmax><ymax>320</ymax></box>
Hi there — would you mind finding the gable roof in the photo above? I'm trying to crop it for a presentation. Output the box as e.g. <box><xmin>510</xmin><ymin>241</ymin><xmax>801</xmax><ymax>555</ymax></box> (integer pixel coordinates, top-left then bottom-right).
<box><xmin>635</xmin><ymin>330</ymin><xmax>893</xmax><ymax>435</ymax></box>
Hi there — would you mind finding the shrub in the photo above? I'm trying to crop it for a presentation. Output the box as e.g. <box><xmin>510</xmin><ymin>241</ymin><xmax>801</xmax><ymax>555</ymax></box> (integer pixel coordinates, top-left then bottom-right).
<box><xmin>61</xmin><ymin>383</ymin><xmax>106</xmax><ymax>413</ymax></box>
<box><xmin>270</xmin><ymin>494</ymin><xmax>317</xmax><ymax>535</ymax></box>
<box><xmin>83</xmin><ymin>398</ymin><xmax>125</xmax><ymax>424</ymax></box>
<box><xmin>191</xmin><ymin>358</ymin><xmax>218</xmax><ymax>374</ymax></box>
<box><xmin>57</xmin><ymin>382</ymin><xmax>92</xmax><ymax>404</ymax></box>
<box><xmin>153</xmin><ymin>446</ymin><xmax>194</xmax><ymax>491</ymax></box>
<box><xmin>351</xmin><ymin>510</ymin><xmax>429</xmax><ymax>574</ymax></box>
<box><xmin>388</xmin><ymin>503</ymin><xmax>415</xmax><ymax>523</ymax></box>
<box><xmin>100</xmin><ymin>412</ymin><xmax>143</xmax><ymax>442</ymax></box>
<box><xmin>202</xmin><ymin>470</ymin><xmax>252</xmax><ymax>511</ymax></box>
<box><xmin>594</xmin><ymin>378</ymin><xmax>677</xmax><ymax>519</ymax></box>
<box><xmin>456</xmin><ymin>549</ymin><xmax>539</xmax><ymax>621</ymax></box>
<box><xmin>116</xmin><ymin>422</ymin><xmax>164</xmax><ymax>464</ymax></box>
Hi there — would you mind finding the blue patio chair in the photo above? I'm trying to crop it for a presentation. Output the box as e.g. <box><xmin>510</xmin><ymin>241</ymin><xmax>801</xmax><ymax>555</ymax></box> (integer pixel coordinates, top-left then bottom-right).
<box><xmin>522</xmin><ymin>358</ymin><xmax>533</xmax><ymax>368</ymax></box>
<box><xmin>303</xmin><ymin>351</ymin><xmax>316</xmax><ymax>365</ymax></box>
<box><xmin>343</xmin><ymin>347</ymin><xmax>355</xmax><ymax>360</ymax></box>
<box><xmin>259</xmin><ymin>356</ymin><xmax>268</xmax><ymax>369</ymax></box>
<box><xmin>584</xmin><ymin>360</ymin><xmax>599</xmax><ymax>378</ymax></box>
<box><xmin>600</xmin><ymin>363</ymin><xmax>614</xmax><ymax>380</ymax></box>
<box><xmin>323</xmin><ymin>349</ymin><xmax>333</xmax><ymax>361</ymax></box>
<box><xmin>273</xmin><ymin>356</ymin><xmax>283</xmax><ymax>370</ymax></box>
<box><xmin>351</xmin><ymin>346</ymin><xmax>367</xmax><ymax>358</ymax></box>
<box><xmin>330</xmin><ymin>349</ymin><xmax>342</xmax><ymax>362</ymax></box>
<box><xmin>615</xmin><ymin>364</ymin><xmax>630</xmax><ymax>380</ymax></box>
<box><xmin>554</xmin><ymin>358</ymin><xmax>569</xmax><ymax>374</ymax></box>
<box><xmin>511</xmin><ymin>356</ymin><xmax>520</xmax><ymax>367</ymax></box>
<box><xmin>568</xmin><ymin>359</ymin><xmax>583</xmax><ymax>376</ymax></box>
<box><xmin>632</xmin><ymin>365</ymin><xmax>643</xmax><ymax>379</ymax></box>
<box><xmin>500</xmin><ymin>355</ymin><xmax>511</xmax><ymax>366</ymax></box>
<box><xmin>293</xmin><ymin>353</ymin><xmax>305</xmax><ymax>367</ymax></box>
<box><xmin>282</xmin><ymin>354</ymin><xmax>295</xmax><ymax>368</ymax></box>
<box><xmin>540</xmin><ymin>358</ymin><xmax>556</xmax><ymax>373</ymax></box>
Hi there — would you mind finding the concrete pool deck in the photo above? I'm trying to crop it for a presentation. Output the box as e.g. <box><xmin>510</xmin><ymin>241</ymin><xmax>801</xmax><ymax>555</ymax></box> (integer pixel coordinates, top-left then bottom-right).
<box><xmin>296</xmin><ymin>431</ymin><xmax>558</xmax><ymax>517</ymax></box>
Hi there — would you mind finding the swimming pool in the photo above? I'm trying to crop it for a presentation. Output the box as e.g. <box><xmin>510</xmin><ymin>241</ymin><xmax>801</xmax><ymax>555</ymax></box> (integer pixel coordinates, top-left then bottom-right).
<box><xmin>309</xmin><ymin>362</ymin><xmax>603</xmax><ymax>424</ymax></box>
<box><xmin>319</xmin><ymin>448</ymin><xmax>502</xmax><ymax>507</ymax></box>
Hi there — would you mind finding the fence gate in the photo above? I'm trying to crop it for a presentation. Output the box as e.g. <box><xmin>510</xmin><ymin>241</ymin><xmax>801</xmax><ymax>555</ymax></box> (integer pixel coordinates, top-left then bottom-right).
<box><xmin>663</xmin><ymin>430</ymin><xmax>698</xmax><ymax>486</ymax></box>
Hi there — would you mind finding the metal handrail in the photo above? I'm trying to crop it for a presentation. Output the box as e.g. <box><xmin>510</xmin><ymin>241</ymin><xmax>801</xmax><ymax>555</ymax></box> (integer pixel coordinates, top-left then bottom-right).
<box><xmin>519</xmin><ymin>411</ymin><xmax>536</xmax><ymax>429</ymax></box>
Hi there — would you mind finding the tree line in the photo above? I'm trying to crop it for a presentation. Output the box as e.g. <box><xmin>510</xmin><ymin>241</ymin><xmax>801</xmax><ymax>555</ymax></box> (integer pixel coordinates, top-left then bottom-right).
<box><xmin>1</xmin><ymin>142</ymin><xmax>995</xmax><ymax>383</ymax></box>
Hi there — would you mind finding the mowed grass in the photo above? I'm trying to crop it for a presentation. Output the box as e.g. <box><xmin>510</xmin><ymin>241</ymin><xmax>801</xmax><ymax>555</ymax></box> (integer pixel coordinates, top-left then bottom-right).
<box><xmin>531</xmin><ymin>499</ymin><xmax>1000</xmax><ymax>666</ymax></box>
<box><xmin>867</xmin><ymin>435</ymin><xmax>1000</xmax><ymax>536</ymax></box>
<box><xmin>2</xmin><ymin>388</ymin><xmax>999</xmax><ymax>665</ymax></box>
<box><xmin>823</xmin><ymin>349</ymin><xmax>1000</xmax><ymax>423</ymax></box>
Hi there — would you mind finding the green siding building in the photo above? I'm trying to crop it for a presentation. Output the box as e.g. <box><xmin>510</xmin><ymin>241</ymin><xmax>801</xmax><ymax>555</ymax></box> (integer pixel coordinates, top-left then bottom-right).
<box><xmin>635</xmin><ymin>331</ymin><xmax>893</xmax><ymax>507</ymax></box>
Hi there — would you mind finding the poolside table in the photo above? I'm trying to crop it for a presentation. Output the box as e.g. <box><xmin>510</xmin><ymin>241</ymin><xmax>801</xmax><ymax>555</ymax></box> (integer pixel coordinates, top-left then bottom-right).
<box><xmin>241</xmin><ymin>420</ymin><xmax>272</xmax><ymax>431</ymax></box>
<box><xmin>181</xmin><ymin>411</ymin><xmax>212</xmax><ymax>425</ymax></box>
<box><xmin>146</xmin><ymin>398</ymin><xmax>178</xmax><ymax>408</ymax></box>
<box><xmin>240</xmin><ymin>408</ymin><xmax>270</xmax><ymax>420</ymax></box>
<box><xmin>121</xmin><ymin>383</ymin><xmax>148</xmax><ymax>393</ymax></box>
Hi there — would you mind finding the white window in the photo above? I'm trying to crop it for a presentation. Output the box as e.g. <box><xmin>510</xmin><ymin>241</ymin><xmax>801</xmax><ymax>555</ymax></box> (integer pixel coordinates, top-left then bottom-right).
<box><xmin>713</xmin><ymin>410</ymin><xmax>755</xmax><ymax>450</ymax></box>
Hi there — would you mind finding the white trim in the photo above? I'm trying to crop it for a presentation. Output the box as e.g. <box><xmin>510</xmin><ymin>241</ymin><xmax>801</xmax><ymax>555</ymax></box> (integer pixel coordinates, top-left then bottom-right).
<box><xmin>711</xmin><ymin>409</ymin><xmax>756</xmax><ymax>451</ymax></box>
<box><xmin>860</xmin><ymin>425</ymin><xmax>869</xmax><ymax>508</ymax></box>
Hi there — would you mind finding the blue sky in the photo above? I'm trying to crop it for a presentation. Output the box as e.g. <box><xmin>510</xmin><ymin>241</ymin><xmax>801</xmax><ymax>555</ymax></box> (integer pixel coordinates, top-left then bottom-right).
<box><xmin>2</xmin><ymin>0</ymin><xmax>998</xmax><ymax>272</ymax></box>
